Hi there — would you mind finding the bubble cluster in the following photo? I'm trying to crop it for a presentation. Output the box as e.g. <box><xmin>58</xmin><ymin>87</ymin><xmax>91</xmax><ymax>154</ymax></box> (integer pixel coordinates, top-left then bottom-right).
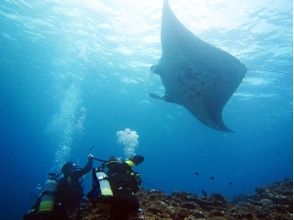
<box><xmin>47</xmin><ymin>84</ymin><xmax>86</xmax><ymax>171</ymax></box>
<box><xmin>116</xmin><ymin>128</ymin><xmax>139</xmax><ymax>158</ymax></box>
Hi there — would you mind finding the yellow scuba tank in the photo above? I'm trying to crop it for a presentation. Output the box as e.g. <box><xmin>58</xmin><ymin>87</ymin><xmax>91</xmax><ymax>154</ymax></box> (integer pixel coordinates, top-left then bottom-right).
<box><xmin>38</xmin><ymin>173</ymin><xmax>57</xmax><ymax>213</ymax></box>
<box><xmin>95</xmin><ymin>169</ymin><xmax>113</xmax><ymax>197</ymax></box>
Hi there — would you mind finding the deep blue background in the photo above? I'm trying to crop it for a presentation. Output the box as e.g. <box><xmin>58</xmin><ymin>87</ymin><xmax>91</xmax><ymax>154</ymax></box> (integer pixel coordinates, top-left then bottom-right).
<box><xmin>0</xmin><ymin>0</ymin><xmax>292</xmax><ymax>219</ymax></box>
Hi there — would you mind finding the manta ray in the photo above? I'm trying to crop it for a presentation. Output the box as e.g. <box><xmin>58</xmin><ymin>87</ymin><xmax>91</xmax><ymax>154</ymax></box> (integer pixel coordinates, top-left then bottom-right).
<box><xmin>150</xmin><ymin>0</ymin><xmax>247</xmax><ymax>132</ymax></box>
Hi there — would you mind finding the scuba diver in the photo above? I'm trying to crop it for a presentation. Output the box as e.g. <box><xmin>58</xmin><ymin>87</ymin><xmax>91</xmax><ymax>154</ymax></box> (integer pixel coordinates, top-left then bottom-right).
<box><xmin>88</xmin><ymin>155</ymin><xmax>144</xmax><ymax>220</ymax></box>
<box><xmin>23</xmin><ymin>154</ymin><xmax>93</xmax><ymax>220</ymax></box>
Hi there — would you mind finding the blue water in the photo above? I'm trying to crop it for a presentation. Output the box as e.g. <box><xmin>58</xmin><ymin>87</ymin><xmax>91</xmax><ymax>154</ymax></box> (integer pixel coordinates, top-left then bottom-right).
<box><xmin>0</xmin><ymin>0</ymin><xmax>292</xmax><ymax>219</ymax></box>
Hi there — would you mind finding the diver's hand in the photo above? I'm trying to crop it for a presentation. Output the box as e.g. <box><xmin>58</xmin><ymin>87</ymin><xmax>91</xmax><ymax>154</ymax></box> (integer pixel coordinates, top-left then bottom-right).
<box><xmin>87</xmin><ymin>154</ymin><xmax>94</xmax><ymax>161</ymax></box>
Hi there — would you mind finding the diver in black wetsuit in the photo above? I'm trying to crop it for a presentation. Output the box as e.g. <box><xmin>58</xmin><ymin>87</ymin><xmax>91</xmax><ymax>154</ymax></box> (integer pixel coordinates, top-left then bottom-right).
<box><xmin>23</xmin><ymin>154</ymin><xmax>93</xmax><ymax>220</ymax></box>
<box><xmin>53</xmin><ymin>154</ymin><xmax>93</xmax><ymax>219</ymax></box>
<box><xmin>88</xmin><ymin>155</ymin><xmax>144</xmax><ymax>220</ymax></box>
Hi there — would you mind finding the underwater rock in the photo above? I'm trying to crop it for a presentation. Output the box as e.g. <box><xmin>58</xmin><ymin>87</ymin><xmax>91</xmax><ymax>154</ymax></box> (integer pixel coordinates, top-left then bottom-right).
<box><xmin>259</xmin><ymin>198</ymin><xmax>273</xmax><ymax>207</ymax></box>
<box><xmin>68</xmin><ymin>179</ymin><xmax>292</xmax><ymax>220</ymax></box>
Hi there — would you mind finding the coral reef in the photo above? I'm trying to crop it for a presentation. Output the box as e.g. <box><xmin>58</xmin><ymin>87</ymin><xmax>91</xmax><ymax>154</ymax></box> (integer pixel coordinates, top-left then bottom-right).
<box><xmin>71</xmin><ymin>179</ymin><xmax>292</xmax><ymax>220</ymax></box>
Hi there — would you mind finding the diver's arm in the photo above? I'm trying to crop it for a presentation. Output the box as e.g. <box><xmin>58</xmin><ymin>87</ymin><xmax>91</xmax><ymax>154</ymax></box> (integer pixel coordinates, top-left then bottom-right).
<box><xmin>75</xmin><ymin>155</ymin><xmax>93</xmax><ymax>177</ymax></box>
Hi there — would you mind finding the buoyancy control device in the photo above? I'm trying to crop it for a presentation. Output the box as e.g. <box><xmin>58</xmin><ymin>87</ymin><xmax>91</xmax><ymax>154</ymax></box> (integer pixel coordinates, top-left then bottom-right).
<box><xmin>38</xmin><ymin>173</ymin><xmax>57</xmax><ymax>213</ymax></box>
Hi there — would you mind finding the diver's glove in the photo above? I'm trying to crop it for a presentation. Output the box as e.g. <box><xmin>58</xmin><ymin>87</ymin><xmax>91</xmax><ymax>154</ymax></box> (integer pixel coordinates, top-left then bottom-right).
<box><xmin>87</xmin><ymin>154</ymin><xmax>94</xmax><ymax>161</ymax></box>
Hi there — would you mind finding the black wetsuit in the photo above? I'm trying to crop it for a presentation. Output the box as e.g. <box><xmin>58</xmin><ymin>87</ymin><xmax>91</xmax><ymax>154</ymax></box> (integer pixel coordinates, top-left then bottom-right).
<box><xmin>55</xmin><ymin>159</ymin><xmax>93</xmax><ymax>209</ymax></box>
<box><xmin>53</xmin><ymin>159</ymin><xmax>93</xmax><ymax>219</ymax></box>
<box><xmin>106</xmin><ymin>161</ymin><xmax>141</xmax><ymax>220</ymax></box>
<box><xmin>23</xmin><ymin>159</ymin><xmax>93</xmax><ymax>220</ymax></box>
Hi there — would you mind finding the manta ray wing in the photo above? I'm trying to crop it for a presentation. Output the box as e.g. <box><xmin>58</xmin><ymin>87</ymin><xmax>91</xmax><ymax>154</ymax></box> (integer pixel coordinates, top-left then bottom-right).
<box><xmin>150</xmin><ymin>0</ymin><xmax>247</xmax><ymax>132</ymax></box>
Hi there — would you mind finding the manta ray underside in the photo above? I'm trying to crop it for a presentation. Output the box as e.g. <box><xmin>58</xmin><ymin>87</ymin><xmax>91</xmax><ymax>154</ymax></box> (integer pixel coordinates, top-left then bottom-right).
<box><xmin>150</xmin><ymin>0</ymin><xmax>247</xmax><ymax>132</ymax></box>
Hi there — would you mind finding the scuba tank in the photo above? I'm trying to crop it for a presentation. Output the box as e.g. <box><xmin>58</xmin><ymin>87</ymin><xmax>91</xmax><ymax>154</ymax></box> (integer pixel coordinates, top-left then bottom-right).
<box><xmin>38</xmin><ymin>173</ymin><xmax>57</xmax><ymax>213</ymax></box>
<box><xmin>95</xmin><ymin>168</ymin><xmax>113</xmax><ymax>197</ymax></box>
